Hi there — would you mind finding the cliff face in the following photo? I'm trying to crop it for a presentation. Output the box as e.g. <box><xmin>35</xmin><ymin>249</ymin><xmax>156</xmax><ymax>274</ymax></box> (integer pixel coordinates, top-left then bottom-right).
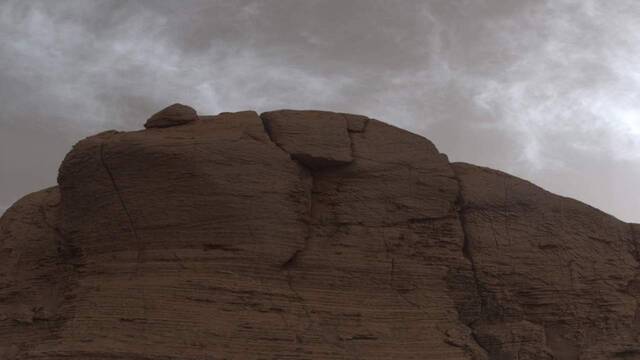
<box><xmin>0</xmin><ymin>107</ymin><xmax>638</xmax><ymax>360</ymax></box>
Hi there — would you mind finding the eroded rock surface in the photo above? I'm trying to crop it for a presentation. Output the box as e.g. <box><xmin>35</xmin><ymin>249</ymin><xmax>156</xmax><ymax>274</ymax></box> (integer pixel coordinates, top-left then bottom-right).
<box><xmin>144</xmin><ymin>103</ymin><xmax>198</xmax><ymax>128</ymax></box>
<box><xmin>453</xmin><ymin>163</ymin><xmax>640</xmax><ymax>359</ymax></box>
<box><xmin>0</xmin><ymin>108</ymin><xmax>637</xmax><ymax>359</ymax></box>
<box><xmin>261</xmin><ymin>110</ymin><xmax>354</xmax><ymax>168</ymax></box>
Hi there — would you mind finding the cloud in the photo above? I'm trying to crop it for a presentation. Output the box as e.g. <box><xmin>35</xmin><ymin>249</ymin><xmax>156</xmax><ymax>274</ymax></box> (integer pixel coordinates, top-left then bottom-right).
<box><xmin>0</xmin><ymin>0</ymin><xmax>638</xmax><ymax>222</ymax></box>
<box><xmin>462</xmin><ymin>0</ymin><xmax>640</xmax><ymax>166</ymax></box>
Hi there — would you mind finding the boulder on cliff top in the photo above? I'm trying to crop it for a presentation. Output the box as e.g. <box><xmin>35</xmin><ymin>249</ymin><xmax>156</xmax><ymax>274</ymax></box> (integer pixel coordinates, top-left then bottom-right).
<box><xmin>0</xmin><ymin>107</ymin><xmax>638</xmax><ymax>360</ymax></box>
<box><xmin>144</xmin><ymin>103</ymin><xmax>198</xmax><ymax>128</ymax></box>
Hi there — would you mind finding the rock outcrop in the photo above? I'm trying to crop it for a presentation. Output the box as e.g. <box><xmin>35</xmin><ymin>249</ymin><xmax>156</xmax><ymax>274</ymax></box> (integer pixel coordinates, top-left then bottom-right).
<box><xmin>0</xmin><ymin>108</ymin><xmax>638</xmax><ymax>359</ymax></box>
<box><xmin>144</xmin><ymin>103</ymin><xmax>198</xmax><ymax>128</ymax></box>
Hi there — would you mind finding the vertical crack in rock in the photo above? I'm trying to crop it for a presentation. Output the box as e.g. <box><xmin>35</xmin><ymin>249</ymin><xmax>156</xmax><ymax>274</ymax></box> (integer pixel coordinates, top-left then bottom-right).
<box><xmin>99</xmin><ymin>142</ymin><xmax>149</xmax><ymax>325</ymax></box>
<box><xmin>38</xmin><ymin>204</ymin><xmax>82</xmax><ymax>268</ymax></box>
<box><xmin>260</xmin><ymin>113</ymin><xmax>313</xmax><ymax>264</ymax></box>
<box><xmin>281</xmin><ymin>170</ymin><xmax>356</xmax><ymax>357</ymax></box>
<box><xmin>344</xmin><ymin>114</ymin><xmax>369</xmax><ymax>160</ymax></box>
<box><xmin>259</xmin><ymin>114</ymin><xmax>361</xmax><ymax>358</ymax></box>
<box><xmin>630</xmin><ymin>224</ymin><xmax>639</xmax><ymax>262</ymax></box>
<box><xmin>347</xmin><ymin>131</ymin><xmax>357</xmax><ymax>161</ymax></box>
<box><xmin>458</xmin><ymin>202</ymin><xmax>485</xmax><ymax>319</ymax></box>
<box><xmin>451</xmin><ymin>166</ymin><xmax>490</xmax><ymax>357</ymax></box>
<box><xmin>280</xmin><ymin>165</ymin><xmax>314</xmax><ymax>271</ymax></box>
<box><xmin>99</xmin><ymin>142</ymin><xmax>143</xmax><ymax>274</ymax></box>
<box><xmin>259</xmin><ymin>113</ymin><xmax>320</xmax><ymax>268</ymax></box>
<box><xmin>259</xmin><ymin>114</ymin><xmax>288</xmax><ymax>156</ymax></box>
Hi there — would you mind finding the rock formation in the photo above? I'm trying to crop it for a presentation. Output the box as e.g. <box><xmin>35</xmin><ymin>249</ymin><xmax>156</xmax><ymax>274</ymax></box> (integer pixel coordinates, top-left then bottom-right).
<box><xmin>144</xmin><ymin>103</ymin><xmax>198</xmax><ymax>128</ymax></box>
<box><xmin>0</xmin><ymin>107</ymin><xmax>638</xmax><ymax>359</ymax></box>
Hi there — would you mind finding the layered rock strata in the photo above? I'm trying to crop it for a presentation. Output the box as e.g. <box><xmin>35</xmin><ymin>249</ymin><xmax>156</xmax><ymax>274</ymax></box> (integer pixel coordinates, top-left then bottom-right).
<box><xmin>1</xmin><ymin>109</ymin><xmax>638</xmax><ymax>359</ymax></box>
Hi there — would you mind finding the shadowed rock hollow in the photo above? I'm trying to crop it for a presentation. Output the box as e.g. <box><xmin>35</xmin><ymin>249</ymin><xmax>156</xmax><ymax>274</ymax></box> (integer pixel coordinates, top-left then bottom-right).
<box><xmin>1</xmin><ymin>106</ymin><xmax>639</xmax><ymax>359</ymax></box>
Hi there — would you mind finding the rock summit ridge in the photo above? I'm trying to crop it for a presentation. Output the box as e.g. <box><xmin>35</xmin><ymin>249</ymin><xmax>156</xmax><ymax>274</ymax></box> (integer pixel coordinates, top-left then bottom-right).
<box><xmin>1</xmin><ymin>105</ymin><xmax>638</xmax><ymax>359</ymax></box>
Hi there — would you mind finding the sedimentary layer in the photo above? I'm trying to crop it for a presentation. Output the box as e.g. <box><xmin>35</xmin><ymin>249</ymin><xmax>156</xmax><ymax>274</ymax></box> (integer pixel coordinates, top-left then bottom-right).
<box><xmin>1</xmin><ymin>108</ymin><xmax>638</xmax><ymax>359</ymax></box>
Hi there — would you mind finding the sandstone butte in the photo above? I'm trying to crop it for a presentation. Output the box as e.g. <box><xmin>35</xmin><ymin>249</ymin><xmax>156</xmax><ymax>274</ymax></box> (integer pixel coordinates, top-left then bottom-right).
<box><xmin>1</xmin><ymin>105</ymin><xmax>639</xmax><ymax>360</ymax></box>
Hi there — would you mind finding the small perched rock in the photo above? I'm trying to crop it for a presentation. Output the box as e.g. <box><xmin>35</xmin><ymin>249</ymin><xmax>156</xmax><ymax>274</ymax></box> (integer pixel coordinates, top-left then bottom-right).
<box><xmin>144</xmin><ymin>103</ymin><xmax>198</xmax><ymax>128</ymax></box>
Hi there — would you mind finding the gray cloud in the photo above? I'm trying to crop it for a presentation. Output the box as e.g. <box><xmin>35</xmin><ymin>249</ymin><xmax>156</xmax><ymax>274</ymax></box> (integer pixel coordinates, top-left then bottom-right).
<box><xmin>0</xmin><ymin>0</ymin><xmax>638</xmax><ymax>222</ymax></box>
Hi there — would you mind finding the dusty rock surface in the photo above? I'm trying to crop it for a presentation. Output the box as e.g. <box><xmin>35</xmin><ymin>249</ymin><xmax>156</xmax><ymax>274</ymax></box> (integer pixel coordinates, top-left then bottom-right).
<box><xmin>144</xmin><ymin>103</ymin><xmax>198</xmax><ymax>128</ymax></box>
<box><xmin>0</xmin><ymin>108</ymin><xmax>638</xmax><ymax>359</ymax></box>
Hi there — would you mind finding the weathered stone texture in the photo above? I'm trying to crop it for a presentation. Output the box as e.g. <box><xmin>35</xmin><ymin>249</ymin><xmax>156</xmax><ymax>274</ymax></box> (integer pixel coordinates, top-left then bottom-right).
<box><xmin>453</xmin><ymin>163</ymin><xmax>640</xmax><ymax>359</ymax></box>
<box><xmin>144</xmin><ymin>103</ymin><xmax>198</xmax><ymax>128</ymax></box>
<box><xmin>0</xmin><ymin>108</ymin><xmax>637</xmax><ymax>359</ymax></box>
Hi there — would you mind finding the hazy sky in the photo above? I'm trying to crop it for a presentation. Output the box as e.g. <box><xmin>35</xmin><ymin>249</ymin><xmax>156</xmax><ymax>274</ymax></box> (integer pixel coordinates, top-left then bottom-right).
<box><xmin>0</xmin><ymin>0</ymin><xmax>638</xmax><ymax>223</ymax></box>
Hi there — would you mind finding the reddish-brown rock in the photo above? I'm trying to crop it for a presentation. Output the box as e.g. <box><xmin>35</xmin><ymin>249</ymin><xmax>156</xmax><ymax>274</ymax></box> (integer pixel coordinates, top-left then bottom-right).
<box><xmin>144</xmin><ymin>103</ymin><xmax>198</xmax><ymax>128</ymax></box>
<box><xmin>0</xmin><ymin>108</ymin><xmax>637</xmax><ymax>359</ymax></box>
<box><xmin>261</xmin><ymin>110</ymin><xmax>354</xmax><ymax>168</ymax></box>
<box><xmin>453</xmin><ymin>163</ymin><xmax>640</xmax><ymax>359</ymax></box>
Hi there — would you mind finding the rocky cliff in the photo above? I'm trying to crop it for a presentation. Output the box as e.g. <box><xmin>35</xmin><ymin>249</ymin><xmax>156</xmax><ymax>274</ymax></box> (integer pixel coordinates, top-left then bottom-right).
<box><xmin>1</xmin><ymin>106</ymin><xmax>638</xmax><ymax>359</ymax></box>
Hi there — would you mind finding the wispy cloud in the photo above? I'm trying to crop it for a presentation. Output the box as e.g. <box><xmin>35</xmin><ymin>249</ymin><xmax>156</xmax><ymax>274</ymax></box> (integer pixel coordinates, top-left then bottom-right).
<box><xmin>465</xmin><ymin>0</ymin><xmax>640</xmax><ymax>167</ymax></box>
<box><xmin>0</xmin><ymin>0</ymin><xmax>638</xmax><ymax>222</ymax></box>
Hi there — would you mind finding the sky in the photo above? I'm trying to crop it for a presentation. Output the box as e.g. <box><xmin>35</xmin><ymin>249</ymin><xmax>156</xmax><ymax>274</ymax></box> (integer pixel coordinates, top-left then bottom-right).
<box><xmin>0</xmin><ymin>0</ymin><xmax>638</xmax><ymax>223</ymax></box>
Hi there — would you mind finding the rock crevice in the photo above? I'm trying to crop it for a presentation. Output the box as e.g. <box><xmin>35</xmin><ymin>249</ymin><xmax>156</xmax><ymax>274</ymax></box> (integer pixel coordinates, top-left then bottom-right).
<box><xmin>1</xmin><ymin>107</ymin><xmax>638</xmax><ymax>360</ymax></box>
<box><xmin>99</xmin><ymin>141</ymin><xmax>143</xmax><ymax>271</ymax></box>
<box><xmin>450</xmin><ymin>166</ymin><xmax>490</xmax><ymax>358</ymax></box>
